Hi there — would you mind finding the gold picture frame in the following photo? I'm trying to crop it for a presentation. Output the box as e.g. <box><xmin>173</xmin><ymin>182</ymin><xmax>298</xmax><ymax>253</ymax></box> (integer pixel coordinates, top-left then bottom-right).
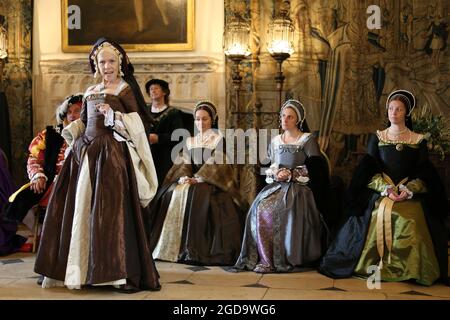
<box><xmin>61</xmin><ymin>0</ymin><xmax>194</xmax><ymax>52</ymax></box>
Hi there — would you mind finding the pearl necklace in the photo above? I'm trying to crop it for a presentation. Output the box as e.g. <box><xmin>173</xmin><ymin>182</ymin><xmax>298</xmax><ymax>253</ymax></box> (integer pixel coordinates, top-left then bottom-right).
<box><xmin>281</xmin><ymin>130</ymin><xmax>302</xmax><ymax>144</ymax></box>
<box><xmin>195</xmin><ymin>130</ymin><xmax>216</xmax><ymax>145</ymax></box>
<box><xmin>387</xmin><ymin>127</ymin><xmax>408</xmax><ymax>138</ymax></box>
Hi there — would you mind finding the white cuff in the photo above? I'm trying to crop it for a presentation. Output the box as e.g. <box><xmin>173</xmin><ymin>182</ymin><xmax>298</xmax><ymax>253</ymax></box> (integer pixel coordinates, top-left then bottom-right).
<box><xmin>269</xmin><ymin>163</ymin><xmax>279</xmax><ymax>173</ymax></box>
<box><xmin>31</xmin><ymin>173</ymin><xmax>48</xmax><ymax>182</ymax></box>
<box><xmin>265</xmin><ymin>163</ymin><xmax>279</xmax><ymax>184</ymax></box>
<box><xmin>295</xmin><ymin>176</ymin><xmax>310</xmax><ymax>184</ymax></box>
<box><xmin>104</xmin><ymin>107</ymin><xmax>115</xmax><ymax>127</ymax></box>
<box><xmin>381</xmin><ymin>185</ymin><xmax>393</xmax><ymax>197</ymax></box>
<box><xmin>178</xmin><ymin>176</ymin><xmax>190</xmax><ymax>184</ymax></box>
<box><xmin>294</xmin><ymin>165</ymin><xmax>309</xmax><ymax>184</ymax></box>
<box><xmin>265</xmin><ymin>176</ymin><xmax>274</xmax><ymax>184</ymax></box>
<box><xmin>399</xmin><ymin>184</ymin><xmax>413</xmax><ymax>199</ymax></box>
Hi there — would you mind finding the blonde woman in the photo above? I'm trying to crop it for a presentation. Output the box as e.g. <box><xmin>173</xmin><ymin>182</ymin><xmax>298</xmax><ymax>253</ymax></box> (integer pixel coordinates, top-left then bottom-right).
<box><xmin>34</xmin><ymin>38</ymin><xmax>160</xmax><ymax>293</ymax></box>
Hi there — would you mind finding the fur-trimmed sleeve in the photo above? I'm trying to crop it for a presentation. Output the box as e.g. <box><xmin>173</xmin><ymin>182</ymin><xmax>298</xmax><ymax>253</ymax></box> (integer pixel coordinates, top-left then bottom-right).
<box><xmin>197</xmin><ymin>162</ymin><xmax>247</xmax><ymax>210</ymax></box>
<box><xmin>162</xmin><ymin>152</ymin><xmax>193</xmax><ymax>186</ymax></box>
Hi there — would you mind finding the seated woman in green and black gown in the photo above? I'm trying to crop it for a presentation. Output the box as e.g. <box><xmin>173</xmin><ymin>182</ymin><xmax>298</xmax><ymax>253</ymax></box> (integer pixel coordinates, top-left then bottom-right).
<box><xmin>319</xmin><ymin>89</ymin><xmax>449</xmax><ymax>286</ymax></box>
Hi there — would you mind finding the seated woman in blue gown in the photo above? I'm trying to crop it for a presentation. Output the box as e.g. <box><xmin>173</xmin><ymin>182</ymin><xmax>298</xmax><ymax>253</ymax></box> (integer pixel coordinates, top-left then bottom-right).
<box><xmin>319</xmin><ymin>89</ymin><xmax>449</xmax><ymax>286</ymax></box>
<box><xmin>233</xmin><ymin>99</ymin><xmax>331</xmax><ymax>273</ymax></box>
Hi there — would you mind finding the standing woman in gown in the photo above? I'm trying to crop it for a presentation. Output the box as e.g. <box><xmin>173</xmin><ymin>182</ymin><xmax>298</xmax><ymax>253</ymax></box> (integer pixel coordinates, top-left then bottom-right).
<box><xmin>319</xmin><ymin>90</ymin><xmax>449</xmax><ymax>286</ymax></box>
<box><xmin>148</xmin><ymin>101</ymin><xmax>246</xmax><ymax>265</ymax></box>
<box><xmin>34</xmin><ymin>38</ymin><xmax>160</xmax><ymax>292</ymax></box>
<box><xmin>233</xmin><ymin>99</ymin><xmax>331</xmax><ymax>273</ymax></box>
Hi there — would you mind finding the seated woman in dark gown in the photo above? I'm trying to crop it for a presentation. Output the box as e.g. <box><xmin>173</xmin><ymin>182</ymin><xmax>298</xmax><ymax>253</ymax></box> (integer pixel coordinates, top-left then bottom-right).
<box><xmin>233</xmin><ymin>99</ymin><xmax>331</xmax><ymax>273</ymax></box>
<box><xmin>34</xmin><ymin>38</ymin><xmax>160</xmax><ymax>292</ymax></box>
<box><xmin>148</xmin><ymin>101</ymin><xmax>247</xmax><ymax>265</ymax></box>
<box><xmin>0</xmin><ymin>148</ymin><xmax>26</xmax><ymax>255</ymax></box>
<box><xmin>320</xmin><ymin>90</ymin><xmax>449</xmax><ymax>286</ymax></box>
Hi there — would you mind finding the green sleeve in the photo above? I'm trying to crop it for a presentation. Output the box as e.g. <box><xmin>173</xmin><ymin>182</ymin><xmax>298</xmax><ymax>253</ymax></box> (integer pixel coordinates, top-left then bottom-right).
<box><xmin>406</xmin><ymin>179</ymin><xmax>428</xmax><ymax>194</ymax></box>
<box><xmin>367</xmin><ymin>173</ymin><xmax>390</xmax><ymax>193</ymax></box>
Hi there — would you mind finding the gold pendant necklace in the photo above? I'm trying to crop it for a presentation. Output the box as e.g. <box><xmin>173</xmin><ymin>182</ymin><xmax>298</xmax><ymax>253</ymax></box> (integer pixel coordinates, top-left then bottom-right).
<box><xmin>386</xmin><ymin>127</ymin><xmax>411</xmax><ymax>151</ymax></box>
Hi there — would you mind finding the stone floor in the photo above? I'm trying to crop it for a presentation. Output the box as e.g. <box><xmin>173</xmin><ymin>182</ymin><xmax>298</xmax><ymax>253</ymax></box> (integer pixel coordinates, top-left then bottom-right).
<box><xmin>0</xmin><ymin>251</ymin><xmax>449</xmax><ymax>300</ymax></box>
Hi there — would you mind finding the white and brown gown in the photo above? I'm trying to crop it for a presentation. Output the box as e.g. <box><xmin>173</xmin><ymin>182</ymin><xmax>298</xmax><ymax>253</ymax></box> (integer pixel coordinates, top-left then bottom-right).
<box><xmin>34</xmin><ymin>80</ymin><xmax>160</xmax><ymax>290</ymax></box>
<box><xmin>148</xmin><ymin>133</ymin><xmax>246</xmax><ymax>265</ymax></box>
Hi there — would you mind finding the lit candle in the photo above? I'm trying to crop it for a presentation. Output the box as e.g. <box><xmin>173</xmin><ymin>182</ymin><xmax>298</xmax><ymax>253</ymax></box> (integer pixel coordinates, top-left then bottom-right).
<box><xmin>268</xmin><ymin>40</ymin><xmax>293</xmax><ymax>55</ymax></box>
<box><xmin>226</xmin><ymin>42</ymin><xmax>250</xmax><ymax>56</ymax></box>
